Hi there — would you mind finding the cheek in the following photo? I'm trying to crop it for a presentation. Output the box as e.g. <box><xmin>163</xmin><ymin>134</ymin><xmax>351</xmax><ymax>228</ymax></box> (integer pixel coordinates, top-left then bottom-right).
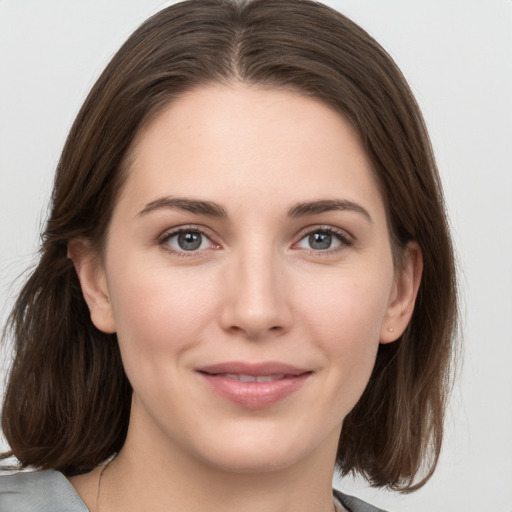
<box><xmin>297</xmin><ymin>268</ymin><xmax>392</xmax><ymax>385</ymax></box>
<box><xmin>106</xmin><ymin>265</ymin><xmax>218</xmax><ymax>372</ymax></box>
<box><xmin>302</xmin><ymin>272</ymin><xmax>390</xmax><ymax>339</ymax></box>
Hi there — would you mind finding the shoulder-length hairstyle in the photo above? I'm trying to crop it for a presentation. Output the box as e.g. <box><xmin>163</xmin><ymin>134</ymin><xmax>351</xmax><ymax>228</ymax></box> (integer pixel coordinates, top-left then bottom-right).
<box><xmin>1</xmin><ymin>0</ymin><xmax>457</xmax><ymax>491</ymax></box>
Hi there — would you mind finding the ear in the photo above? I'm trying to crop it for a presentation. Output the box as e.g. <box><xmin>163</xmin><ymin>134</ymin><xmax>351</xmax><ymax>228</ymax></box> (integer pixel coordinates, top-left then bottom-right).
<box><xmin>380</xmin><ymin>241</ymin><xmax>423</xmax><ymax>344</ymax></box>
<box><xmin>68</xmin><ymin>238</ymin><xmax>116</xmax><ymax>334</ymax></box>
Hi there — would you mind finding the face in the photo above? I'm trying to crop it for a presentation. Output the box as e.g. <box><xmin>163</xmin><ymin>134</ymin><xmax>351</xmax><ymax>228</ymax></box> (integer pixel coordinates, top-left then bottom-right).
<box><xmin>74</xmin><ymin>84</ymin><xmax>419</xmax><ymax>474</ymax></box>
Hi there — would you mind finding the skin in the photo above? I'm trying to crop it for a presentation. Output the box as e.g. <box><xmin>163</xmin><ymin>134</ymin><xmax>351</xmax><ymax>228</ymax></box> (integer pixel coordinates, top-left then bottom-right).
<box><xmin>69</xmin><ymin>84</ymin><xmax>422</xmax><ymax>512</ymax></box>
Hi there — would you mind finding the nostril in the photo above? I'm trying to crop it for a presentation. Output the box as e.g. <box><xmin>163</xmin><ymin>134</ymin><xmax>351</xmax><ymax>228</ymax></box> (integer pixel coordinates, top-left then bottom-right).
<box><xmin>225</xmin><ymin>323</ymin><xmax>285</xmax><ymax>339</ymax></box>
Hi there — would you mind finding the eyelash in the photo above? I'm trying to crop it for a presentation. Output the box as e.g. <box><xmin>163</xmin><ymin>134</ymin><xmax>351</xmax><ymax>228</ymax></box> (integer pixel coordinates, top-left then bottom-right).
<box><xmin>294</xmin><ymin>226</ymin><xmax>354</xmax><ymax>255</ymax></box>
<box><xmin>158</xmin><ymin>226</ymin><xmax>217</xmax><ymax>257</ymax></box>
<box><xmin>157</xmin><ymin>225</ymin><xmax>354</xmax><ymax>257</ymax></box>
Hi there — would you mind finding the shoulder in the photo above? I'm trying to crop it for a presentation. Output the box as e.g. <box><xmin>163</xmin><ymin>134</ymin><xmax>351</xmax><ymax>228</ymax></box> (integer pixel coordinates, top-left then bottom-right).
<box><xmin>334</xmin><ymin>488</ymin><xmax>389</xmax><ymax>512</ymax></box>
<box><xmin>0</xmin><ymin>469</ymin><xmax>89</xmax><ymax>512</ymax></box>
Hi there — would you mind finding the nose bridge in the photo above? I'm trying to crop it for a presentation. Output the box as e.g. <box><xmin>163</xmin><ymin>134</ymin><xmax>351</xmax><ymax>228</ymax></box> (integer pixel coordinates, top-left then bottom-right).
<box><xmin>221</xmin><ymin>239</ymin><xmax>291</xmax><ymax>338</ymax></box>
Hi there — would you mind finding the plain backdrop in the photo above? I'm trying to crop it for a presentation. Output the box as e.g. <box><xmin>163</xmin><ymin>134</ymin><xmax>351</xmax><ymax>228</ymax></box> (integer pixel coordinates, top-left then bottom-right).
<box><xmin>1</xmin><ymin>1</ymin><xmax>511</xmax><ymax>511</ymax></box>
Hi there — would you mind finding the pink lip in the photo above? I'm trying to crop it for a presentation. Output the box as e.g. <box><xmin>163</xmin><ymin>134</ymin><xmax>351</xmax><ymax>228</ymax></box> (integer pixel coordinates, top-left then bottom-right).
<box><xmin>196</xmin><ymin>361</ymin><xmax>312</xmax><ymax>409</ymax></box>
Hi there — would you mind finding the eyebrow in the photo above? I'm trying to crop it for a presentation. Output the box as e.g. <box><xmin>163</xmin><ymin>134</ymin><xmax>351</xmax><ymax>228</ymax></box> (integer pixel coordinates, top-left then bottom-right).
<box><xmin>287</xmin><ymin>199</ymin><xmax>372</xmax><ymax>223</ymax></box>
<box><xmin>137</xmin><ymin>196</ymin><xmax>372</xmax><ymax>223</ymax></box>
<box><xmin>138</xmin><ymin>197</ymin><xmax>228</xmax><ymax>218</ymax></box>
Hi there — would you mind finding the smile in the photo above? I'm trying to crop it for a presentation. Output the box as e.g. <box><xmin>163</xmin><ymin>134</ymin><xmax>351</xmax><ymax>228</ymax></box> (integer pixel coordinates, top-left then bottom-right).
<box><xmin>218</xmin><ymin>373</ymin><xmax>286</xmax><ymax>382</ymax></box>
<box><xmin>196</xmin><ymin>362</ymin><xmax>312</xmax><ymax>408</ymax></box>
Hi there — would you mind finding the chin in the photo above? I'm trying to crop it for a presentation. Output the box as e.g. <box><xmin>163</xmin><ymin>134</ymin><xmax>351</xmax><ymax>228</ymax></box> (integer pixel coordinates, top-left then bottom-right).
<box><xmin>200</xmin><ymin>447</ymin><xmax>303</xmax><ymax>474</ymax></box>
<box><xmin>188</xmin><ymin>422</ymin><xmax>334</xmax><ymax>475</ymax></box>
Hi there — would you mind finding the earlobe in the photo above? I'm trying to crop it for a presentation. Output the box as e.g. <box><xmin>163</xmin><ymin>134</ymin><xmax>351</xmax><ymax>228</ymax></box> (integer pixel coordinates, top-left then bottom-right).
<box><xmin>68</xmin><ymin>238</ymin><xmax>116</xmax><ymax>334</ymax></box>
<box><xmin>380</xmin><ymin>242</ymin><xmax>423</xmax><ymax>344</ymax></box>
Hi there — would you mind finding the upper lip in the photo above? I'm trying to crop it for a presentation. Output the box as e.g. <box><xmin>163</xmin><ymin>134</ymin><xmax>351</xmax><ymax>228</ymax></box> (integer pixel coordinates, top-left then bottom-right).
<box><xmin>197</xmin><ymin>361</ymin><xmax>311</xmax><ymax>377</ymax></box>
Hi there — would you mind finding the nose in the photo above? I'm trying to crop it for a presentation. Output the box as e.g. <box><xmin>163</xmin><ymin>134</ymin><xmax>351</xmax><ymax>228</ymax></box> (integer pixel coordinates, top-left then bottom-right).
<box><xmin>219</xmin><ymin>246</ymin><xmax>293</xmax><ymax>340</ymax></box>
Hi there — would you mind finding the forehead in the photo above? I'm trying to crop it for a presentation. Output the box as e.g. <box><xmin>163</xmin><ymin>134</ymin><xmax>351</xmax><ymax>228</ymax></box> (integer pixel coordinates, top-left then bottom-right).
<box><xmin>119</xmin><ymin>84</ymin><xmax>385</xmax><ymax>220</ymax></box>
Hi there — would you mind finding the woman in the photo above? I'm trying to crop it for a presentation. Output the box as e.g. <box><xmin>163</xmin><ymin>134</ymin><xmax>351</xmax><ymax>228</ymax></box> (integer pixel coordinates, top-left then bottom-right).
<box><xmin>0</xmin><ymin>1</ymin><xmax>457</xmax><ymax>511</ymax></box>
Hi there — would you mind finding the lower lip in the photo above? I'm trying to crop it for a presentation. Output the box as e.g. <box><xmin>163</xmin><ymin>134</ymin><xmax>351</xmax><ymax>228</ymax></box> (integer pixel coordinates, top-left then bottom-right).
<box><xmin>198</xmin><ymin>373</ymin><xmax>311</xmax><ymax>408</ymax></box>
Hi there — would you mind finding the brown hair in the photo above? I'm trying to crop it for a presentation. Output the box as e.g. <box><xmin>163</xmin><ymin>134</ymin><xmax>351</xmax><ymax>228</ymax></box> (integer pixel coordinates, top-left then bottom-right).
<box><xmin>1</xmin><ymin>0</ymin><xmax>457</xmax><ymax>491</ymax></box>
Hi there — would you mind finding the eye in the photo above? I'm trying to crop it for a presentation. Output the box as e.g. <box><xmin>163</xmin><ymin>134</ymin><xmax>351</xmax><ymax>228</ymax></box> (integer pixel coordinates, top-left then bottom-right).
<box><xmin>295</xmin><ymin>228</ymin><xmax>352</xmax><ymax>252</ymax></box>
<box><xmin>161</xmin><ymin>229</ymin><xmax>213</xmax><ymax>253</ymax></box>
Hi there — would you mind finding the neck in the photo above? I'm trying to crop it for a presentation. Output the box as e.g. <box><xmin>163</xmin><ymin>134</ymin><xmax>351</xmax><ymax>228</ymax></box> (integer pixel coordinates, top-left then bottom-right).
<box><xmin>96</xmin><ymin>410</ymin><xmax>340</xmax><ymax>512</ymax></box>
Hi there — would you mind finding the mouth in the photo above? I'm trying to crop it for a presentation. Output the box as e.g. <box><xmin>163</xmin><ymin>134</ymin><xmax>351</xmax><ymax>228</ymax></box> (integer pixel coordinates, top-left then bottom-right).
<box><xmin>196</xmin><ymin>362</ymin><xmax>312</xmax><ymax>408</ymax></box>
<box><xmin>215</xmin><ymin>373</ymin><xmax>288</xmax><ymax>383</ymax></box>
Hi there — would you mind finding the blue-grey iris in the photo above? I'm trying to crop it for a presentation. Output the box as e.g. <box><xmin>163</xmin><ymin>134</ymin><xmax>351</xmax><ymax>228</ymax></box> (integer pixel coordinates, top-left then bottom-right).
<box><xmin>178</xmin><ymin>232</ymin><xmax>203</xmax><ymax>251</ymax></box>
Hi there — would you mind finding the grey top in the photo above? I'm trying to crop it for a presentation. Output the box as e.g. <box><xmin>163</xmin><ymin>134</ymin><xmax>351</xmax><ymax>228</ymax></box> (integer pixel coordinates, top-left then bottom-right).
<box><xmin>0</xmin><ymin>470</ymin><xmax>387</xmax><ymax>512</ymax></box>
<box><xmin>0</xmin><ymin>470</ymin><xmax>88</xmax><ymax>512</ymax></box>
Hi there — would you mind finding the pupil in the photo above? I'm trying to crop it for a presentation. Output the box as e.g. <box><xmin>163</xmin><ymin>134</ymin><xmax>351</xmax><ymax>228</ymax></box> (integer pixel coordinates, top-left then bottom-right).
<box><xmin>178</xmin><ymin>232</ymin><xmax>202</xmax><ymax>251</ymax></box>
<box><xmin>309</xmin><ymin>232</ymin><xmax>331</xmax><ymax>250</ymax></box>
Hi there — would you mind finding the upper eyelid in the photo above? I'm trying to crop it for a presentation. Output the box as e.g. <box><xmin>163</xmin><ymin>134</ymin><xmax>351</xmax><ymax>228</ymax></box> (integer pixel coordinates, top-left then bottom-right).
<box><xmin>294</xmin><ymin>224</ymin><xmax>354</xmax><ymax>241</ymax></box>
<box><xmin>158</xmin><ymin>224</ymin><xmax>215</xmax><ymax>240</ymax></box>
